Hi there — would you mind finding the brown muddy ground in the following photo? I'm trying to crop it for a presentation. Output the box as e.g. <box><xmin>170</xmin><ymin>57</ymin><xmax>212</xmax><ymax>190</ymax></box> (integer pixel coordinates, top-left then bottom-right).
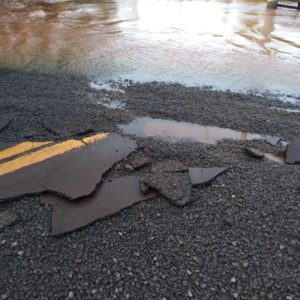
<box><xmin>0</xmin><ymin>71</ymin><xmax>299</xmax><ymax>300</ymax></box>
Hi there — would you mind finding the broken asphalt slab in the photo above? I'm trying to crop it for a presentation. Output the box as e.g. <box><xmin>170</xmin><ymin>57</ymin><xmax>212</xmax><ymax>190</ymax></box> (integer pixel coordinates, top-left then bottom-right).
<box><xmin>265</xmin><ymin>136</ymin><xmax>281</xmax><ymax>146</ymax></box>
<box><xmin>140</xmin><ymin>171</ymin><xmax>192</xmax><ymax>207</ymax></box>
<box><xmin>140</xmin><ymin>161</ymin><xmax>230</xmax><ymax>206</ymax></box>
<box><xmin>140</xmin><ymin>161</ymin><xmax>191</xmax><ymax>206</ymax></box>
<box><xmin>0</xmin><ymin>133</ymin><xmax>137</xmax><ymax>202</ymax></box>
<box><xmin>285</xmin><ymin>139</ymin><xmax>300</xmax><ymax>164</ymax></box>
<box><xmin>245</xmin><ymin>147</ymin><xmax>264</xmax><ymax>159</ymax></box>
<box><xmin>42</xmin><ymin>176</ymin><xmax>157</xmax><ymax>235</ymax></box>
<box><xmin>188</xmin><ymin>167</ymin><xmax>229</xmax><ymax>186</ymax></box>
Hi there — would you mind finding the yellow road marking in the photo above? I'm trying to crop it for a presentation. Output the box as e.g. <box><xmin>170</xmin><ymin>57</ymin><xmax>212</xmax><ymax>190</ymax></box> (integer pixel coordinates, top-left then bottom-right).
<box><xmin>0</xmin><ymin>141</ymin><xmax>52</xmax><ymax>161</ymax></box>
<box><xmin>83</xmin><ymin>133</ymin><xmax>109</xmax><ymax>144</ymax></box>
<box><xmin>0</xmin><ymin>133</ymin><xmax>109</xmax><ymax>177</ymax></box>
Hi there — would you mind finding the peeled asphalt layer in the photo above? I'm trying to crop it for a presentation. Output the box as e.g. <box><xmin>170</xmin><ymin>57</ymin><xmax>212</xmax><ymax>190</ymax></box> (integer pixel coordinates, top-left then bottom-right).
<box><xmin>0</xmin><ymin>71</ymin><xmax>299</xmax><ymax>299</ymax></box>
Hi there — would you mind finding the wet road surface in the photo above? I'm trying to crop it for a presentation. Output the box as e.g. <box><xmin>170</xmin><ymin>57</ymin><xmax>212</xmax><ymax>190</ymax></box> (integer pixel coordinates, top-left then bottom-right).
<box><xmin>0</xmin><ymin>0</ymin><xmax>299</xmax><ymax>94</ymax></box>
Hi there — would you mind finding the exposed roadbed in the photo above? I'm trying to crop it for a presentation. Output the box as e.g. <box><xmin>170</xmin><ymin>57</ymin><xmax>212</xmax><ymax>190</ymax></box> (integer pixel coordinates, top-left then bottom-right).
<box><xmin>0</xmin><ymin>71</ymin><xmax>299</xmax><ymax>299</ymax></box>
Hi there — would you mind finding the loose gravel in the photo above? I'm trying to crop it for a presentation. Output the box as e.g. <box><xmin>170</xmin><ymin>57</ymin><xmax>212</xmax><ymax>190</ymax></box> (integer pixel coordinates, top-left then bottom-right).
<box><xmin>0</xmin><ymin>71</ymin><xmax>299</xmax><ymax>299</ymax></box>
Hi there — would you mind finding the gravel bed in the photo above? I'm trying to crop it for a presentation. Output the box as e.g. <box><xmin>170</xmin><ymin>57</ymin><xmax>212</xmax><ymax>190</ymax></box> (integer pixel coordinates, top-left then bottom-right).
<box><xmin>0</xmin><ymin>71</ymin><xmax>299</xmax><ymax>299</ymax></box>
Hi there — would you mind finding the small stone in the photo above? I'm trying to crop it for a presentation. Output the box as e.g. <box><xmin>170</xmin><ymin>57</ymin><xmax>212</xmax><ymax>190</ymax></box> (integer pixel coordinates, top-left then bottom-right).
<box><xmin>233</xmin><ymin>292</ymin><xmax>238</xmax><ymax>298</ymax></box>
<box><xmin>224</xmin><ymin>218</ymin><xmax>234</xmax><ymax>227</ymax></box>
<box><xmin>200</xmin><ymin>283</ymin><xmax>207</xmax><ymax>289</ymax></box>
<box><xmin>17</xmin><ymin>250</ymin><xmax>24</xmax><ymax>256</ymax></box>
<box><xmin>131</xmin><ymin>157</ymin><xmax>151</xmax><ymax>170</ymax></box>
<box><xmin>91</xmin><ymin>289</ymin><xmax>97</xmax><ymax>294</ymax></box>
<box><xmin>231</xmin><ymin>195</ymin><xmax>236</xmax><ymax>199</ymax></box>
<box><xmin>188</xmin><ymin>290</ymin><xmax>193</xmax><ymax>298</ymax></box>
<box><xmin>140</xmin><ymin>182</ymin><xmax>150</xmax><ymax>195</ymax></box>
<box><xmin>68</xmin><ymin>291</ymin><xmax>74</xmax><ymax>298</ymax></box>
<box><xmin>125</xmin><ymin>164</ymin><xmax>134</xmax><ymax>171</ymax></box>
<box><xmin>187</xmin><ymin>269</ymin><xmax>192</xmax><ymax>275</ymax></box>
<box><xmin>11</xmin><ymin>241</ymin><xmax>18</xmax><ymax>247</ymax></box>
<box><xmin>242</xmin><ymin>261</ymin><xmax>249</xmax><ymax>268</ymax></box>
<box><xmin>231</xmin><ymin>277</ymin><xmax>237</xmax><ymax>283</ymax></box>
<box><xmin>245</xmin><ymin>147</ymin><xmax>264</xmax><ymax>159</ymax></box>
<box><xmin>0</xmin><ymin>212</ymin><xmax>17</xmax><ymax>229</ymax></box>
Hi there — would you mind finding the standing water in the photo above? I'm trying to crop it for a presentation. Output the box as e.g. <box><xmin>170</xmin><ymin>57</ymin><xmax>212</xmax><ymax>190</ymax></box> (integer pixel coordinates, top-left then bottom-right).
<box><xmin>0</xmin><ymin>0</ymin><xmax>299</xmax><ymax>95</ymax></box>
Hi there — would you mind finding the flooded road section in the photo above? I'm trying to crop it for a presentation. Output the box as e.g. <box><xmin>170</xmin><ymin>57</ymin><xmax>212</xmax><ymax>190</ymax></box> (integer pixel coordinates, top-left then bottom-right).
<box><xmin>0</xmin><ymin>0</ymin><xmax>299</xmax><ymax>94</ymax></box>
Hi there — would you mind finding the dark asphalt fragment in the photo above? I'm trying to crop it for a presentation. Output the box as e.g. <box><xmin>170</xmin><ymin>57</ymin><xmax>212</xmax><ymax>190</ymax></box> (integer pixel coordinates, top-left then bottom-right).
<box><xmin>42</xmin><ymin>176</ymin><xmax>157</xmax><ymax>235</ymax></box>
<box><xmin>285</xmin><ymin>139</ymin><xmax>300</xmax><ymax>164</ymax></box>
<box><xmin>265</xmin><ymin>136</ymin><xmax>281</xmax><ymax>146</ymax></box>
<box><xmin>0</xmin><ymin>133</ymin><xmax>137</xmax><ymax>201</ymax></box>
<box><xmin>140</xmin><ymin>161</ymin><xmax>192</xmax><ymax>206</ymax></box>
<box><xmin>140</xmin><ymin>172</ymin><xmax>192</xmax><ymax>206</ymax></box>
<box><xmin>245</xmin><ymin>147</ymin><xmax>264</xmax><ymax>159</ymax></box>
<box><xmin>188</xmin><ymin>167</ymin><xmax>229</xmax><ymax>186</ymax></box>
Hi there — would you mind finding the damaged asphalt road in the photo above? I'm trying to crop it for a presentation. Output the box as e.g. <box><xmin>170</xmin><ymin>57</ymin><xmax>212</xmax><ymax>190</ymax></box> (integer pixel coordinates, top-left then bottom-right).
<box><xmin>0</xmin><ymin>71</ymin><xmax>300</xmax><ymax>300</ymax></box>
<box><xmin>0</xmin><ymin>133</ymin><xmax>137</xmax><ymax>201</ymax></box>
<box><xmin>0</xmin><ymin>141</ymin><xmax>229</xmax><ymax>234</ymax></box>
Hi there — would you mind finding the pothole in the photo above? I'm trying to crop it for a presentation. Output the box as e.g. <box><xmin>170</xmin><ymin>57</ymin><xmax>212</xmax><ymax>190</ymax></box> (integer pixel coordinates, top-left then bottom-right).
<box><xmin>119</xmin><ymin>117</ymin><xmax>273</xmax><ymax>145</ymax></box>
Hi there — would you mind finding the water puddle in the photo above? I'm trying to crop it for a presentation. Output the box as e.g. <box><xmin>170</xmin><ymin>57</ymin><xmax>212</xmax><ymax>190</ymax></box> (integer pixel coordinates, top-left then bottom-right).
<box><xmin>119</xmin><ymin>117</ymin><xmax>270</xmax><ymax>145</ymax></box>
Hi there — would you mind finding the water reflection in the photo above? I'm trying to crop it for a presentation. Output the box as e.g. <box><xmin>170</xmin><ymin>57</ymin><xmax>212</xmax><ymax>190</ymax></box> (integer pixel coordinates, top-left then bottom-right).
<box><xmin>258</xmin><ymin>9</ymin><xmax>276</xmax><ymax>54</ymax></box>
<box><xmin>0</xmin><ymin>0</ymin><xmax>299</xmax><ymax>94</ymax></box>
<box><xmin>119</xmin><ymin>117</ymin><xmax>268</xmax><ymax>144</ymax></box>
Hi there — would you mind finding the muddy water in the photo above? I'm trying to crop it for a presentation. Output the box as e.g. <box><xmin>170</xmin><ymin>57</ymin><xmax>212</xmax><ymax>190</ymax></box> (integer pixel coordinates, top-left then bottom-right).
<box><xmin>119</xmin><ymin>117</ymin><xmax>269</xmax><ymax>144</ymax></box>
<box><xmin>0</xmin><ymin>0</ymin><xmax>299</xmax><ymax>94</ymax></box>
